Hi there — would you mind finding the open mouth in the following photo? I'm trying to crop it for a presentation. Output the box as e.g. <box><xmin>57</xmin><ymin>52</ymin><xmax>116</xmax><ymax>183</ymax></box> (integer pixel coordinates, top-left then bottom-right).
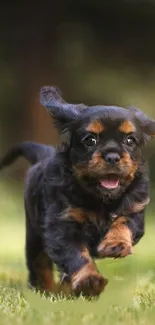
<box><xmin>100</xmin><ymin>174</ymin><xmax>120</xmax><ymax>189</ymax></box>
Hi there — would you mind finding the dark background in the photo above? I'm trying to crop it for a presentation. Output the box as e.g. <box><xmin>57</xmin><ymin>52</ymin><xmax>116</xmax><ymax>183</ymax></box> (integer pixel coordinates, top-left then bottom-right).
<box><xmin>1</xmin><ymin>0</ymin><xmax>155</xmax><ymax>184</ymax></box>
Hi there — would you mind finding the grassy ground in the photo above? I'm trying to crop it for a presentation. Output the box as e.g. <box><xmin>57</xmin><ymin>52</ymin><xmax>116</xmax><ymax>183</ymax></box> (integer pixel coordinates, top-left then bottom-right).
<box><xmin>0</xmin><ymin>180</ymin><xmax>155</xmax><ymax>325</ymax></box>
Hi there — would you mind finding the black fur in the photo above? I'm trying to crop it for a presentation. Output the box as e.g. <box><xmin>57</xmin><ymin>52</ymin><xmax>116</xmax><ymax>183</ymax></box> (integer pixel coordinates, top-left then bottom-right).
<box><xmin>0</xmin><ymin>141</ymin><xmax>55</xmax><ymax>168</ymax></box>
<box><xmin>1</xmin><ymin>86</ymin><xmax>155</xmax><ymax>297</ymax></box>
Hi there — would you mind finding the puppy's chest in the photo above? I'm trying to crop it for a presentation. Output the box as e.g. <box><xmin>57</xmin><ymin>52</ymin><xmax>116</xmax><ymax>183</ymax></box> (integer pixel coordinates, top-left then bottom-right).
<box><xmin>84</xmin><ymin>211</ymin><xmax>112</xmax><ymax>250</ymax></box>
<box><xmin>66</xmin><ymin>206</ymin><xmax>112</xmax><ymax>254</ymax></box>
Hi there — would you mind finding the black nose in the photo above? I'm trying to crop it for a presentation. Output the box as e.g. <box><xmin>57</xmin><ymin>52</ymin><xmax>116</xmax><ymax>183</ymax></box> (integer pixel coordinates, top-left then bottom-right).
<box><xmin>105</xmin><ymin>152</ymin><xmax>120</xmax><ymax>165</ymax></box>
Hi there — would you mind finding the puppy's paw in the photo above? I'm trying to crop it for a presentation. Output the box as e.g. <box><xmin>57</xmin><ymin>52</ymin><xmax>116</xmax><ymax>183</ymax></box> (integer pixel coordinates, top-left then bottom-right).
<box><xmin>98</xmin><ymin>216</ymin><xmax>132</xmax><ymax>258</ymax></box>
<box><xmin>72</xmin><ymin>264</ymin><xmax>108</xmax><ymax>297</ymax></box>
<box><xmin>97</xmin><ymin>238</ymin><xmax>132</xmax><ymax>258</ymax></box>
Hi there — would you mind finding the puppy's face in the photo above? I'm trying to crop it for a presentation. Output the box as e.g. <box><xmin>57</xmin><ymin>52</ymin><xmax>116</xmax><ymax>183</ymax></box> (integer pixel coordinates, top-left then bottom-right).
<box><xmin>40</xmin><ymin>87</ymin><xmax>155</xmax><ymax>201</ymax></box>
<box><xmin>69</xmin><ymin>109</ymin><xmax>147</xmax><ymax>200</ymax></box>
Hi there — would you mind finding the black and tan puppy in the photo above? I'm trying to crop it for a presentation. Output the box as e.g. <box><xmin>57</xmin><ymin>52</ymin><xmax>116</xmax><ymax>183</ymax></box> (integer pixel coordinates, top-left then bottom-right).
<box><xmin>0</xmin><ymin>86</ymin><xmax>154</xmax><ymax>297</ymax></box>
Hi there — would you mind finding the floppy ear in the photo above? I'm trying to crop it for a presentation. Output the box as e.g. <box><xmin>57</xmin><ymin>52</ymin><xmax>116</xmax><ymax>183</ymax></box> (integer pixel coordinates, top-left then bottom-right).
<box><xmin>130</xmin><ymin>106</ymin><xmax>155</xmax><ymax>141</ymax></box>
<box><xmin>40</xmin><ymin>86</ymin><xmax>86</xmax><ymax>133</ymax></box>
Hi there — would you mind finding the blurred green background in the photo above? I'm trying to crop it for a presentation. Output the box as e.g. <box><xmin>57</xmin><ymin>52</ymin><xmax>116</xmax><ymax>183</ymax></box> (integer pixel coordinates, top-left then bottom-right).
<box><xmin>1</xmin><ymin>1</ymin><xmax>155</xmax><ymax>179</ymax></box>
<box><xmin>1</xmin><ymin>1</ymin><xmax>155</xmax><ymax>323</ymax></box>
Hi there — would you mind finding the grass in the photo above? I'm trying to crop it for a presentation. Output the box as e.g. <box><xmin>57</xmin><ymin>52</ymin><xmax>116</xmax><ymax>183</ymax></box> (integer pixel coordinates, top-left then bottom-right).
<box><xmin>1</xmin><ymin>180</ymin><xmax>155</xmax><ymax>324</ymax></box>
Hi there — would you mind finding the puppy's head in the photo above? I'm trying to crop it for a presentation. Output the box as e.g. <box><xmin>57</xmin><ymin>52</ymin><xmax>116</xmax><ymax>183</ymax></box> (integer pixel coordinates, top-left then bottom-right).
<box><xmin>40</xmin><ymin>86</ymin><xmax>155</xmax><ymax>201</ymax></box>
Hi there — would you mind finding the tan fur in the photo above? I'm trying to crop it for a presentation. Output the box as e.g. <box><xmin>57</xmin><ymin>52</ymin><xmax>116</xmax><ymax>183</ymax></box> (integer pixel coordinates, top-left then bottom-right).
<box><xmin>34</xmin><ymin>252</ymin><xmax>54</xmax><ymax>291</ymax></box>
<box><xmin>98</xmin><ymin>216</ymin><xmax>132</xmax><ymax>258</ymax></box>
<box><xmin>120</xmin><ymin>152</ymin><xmax>137</xmax><ymax>182</ymax></box>
<box><xmin>87</xmin><ymin>120</ymin><xmax>104</xmax><ymax>134</ymax></box>
<box><xmin>89</xmin><ymin>152</ymin><xmax>106</xmax><ymax>170</ymax></box>
<box><xmin>131</xmin><ymin>197</ymin><xmax>150</xmax><ymax>213</ymax></box>
<box><xmin>119</xmin><ymin>120</ymin><xmax>136</xmax><ymax>134</ymax></box>
<box><xmin>62</xmin><ymin>207</ymin><xmax>105</xmax><ymax>229</ymax></box>
<box><xmin>71</xmin><ymin>248</ymin><xmax>107</xmax><ymax>296</ymax></box>
<box><xmin>62</xmin><ymin>207</ymin><xmax>86</xmax><ymax>223</ymax></box>
<box><xmin>73</xmin><ymin>151</ymin><xmax>106</xmax><ymax>177</ymax></box>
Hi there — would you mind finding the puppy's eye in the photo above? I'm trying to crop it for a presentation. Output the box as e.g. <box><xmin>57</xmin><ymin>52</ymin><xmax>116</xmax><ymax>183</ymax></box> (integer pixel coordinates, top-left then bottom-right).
<box><xmin>125</xmin><ymin>135</ymin><xmax>136</xmax><ymax>146</ymax></box>
<box><xmin>82</xmin><ymin>135</ymin><xmax>97</xmax><ymax>147</ymax></box>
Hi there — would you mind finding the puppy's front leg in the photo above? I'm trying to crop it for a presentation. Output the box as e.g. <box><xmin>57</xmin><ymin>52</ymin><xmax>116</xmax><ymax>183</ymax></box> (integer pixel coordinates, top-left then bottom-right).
<box><xmin>97</xmin><ymin>210</ymin><xmax>145</xmax><ymax>258</ymax></box>
<box><xmin>97</xmin><ymin>216</ymin><xmax>132</xmax><ymax>258</ymax></box>
<box><xmin>45</xmin><ymin>209</ymin><xmax>107</xmax><ymax>297</ymax></box>
<box><xmin>70</xmin><ymin>246</ymin><xmax>108</xmax><ymax>297</ymax></box>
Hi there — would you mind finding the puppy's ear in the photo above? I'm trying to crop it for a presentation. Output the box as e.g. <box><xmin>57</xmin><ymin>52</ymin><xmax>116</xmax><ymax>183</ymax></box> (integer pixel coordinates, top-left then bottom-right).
<box><xmin>40</xmin><ymin>86</ymin><xmax>86</xmax><ymax>133</ymax></box>
<box><xmin>130</xmin><ymin>106</ymin><xmax>155</xmax><ymax>141</ymax></box>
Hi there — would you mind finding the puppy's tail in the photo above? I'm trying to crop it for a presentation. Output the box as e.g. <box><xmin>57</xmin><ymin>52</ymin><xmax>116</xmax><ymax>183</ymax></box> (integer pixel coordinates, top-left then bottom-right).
<box><xmin>0</xmin><ymin>142</ymin><xmax>55</xmax><ymax>170</ymax></box>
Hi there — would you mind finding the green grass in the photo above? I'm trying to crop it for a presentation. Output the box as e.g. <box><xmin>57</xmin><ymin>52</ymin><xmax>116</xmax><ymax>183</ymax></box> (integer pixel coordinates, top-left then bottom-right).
<box><xmin>1</xmin><ymin>180</ymin><xmax>155</xmax><ymax>324</ymax></box>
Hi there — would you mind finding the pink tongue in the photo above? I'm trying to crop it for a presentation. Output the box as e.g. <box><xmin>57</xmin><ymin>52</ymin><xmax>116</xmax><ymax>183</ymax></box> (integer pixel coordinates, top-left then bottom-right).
<box><xmin>100</xmin><ymin>178</ymin><xmax>119</xmax><ymax>189</ymax></box>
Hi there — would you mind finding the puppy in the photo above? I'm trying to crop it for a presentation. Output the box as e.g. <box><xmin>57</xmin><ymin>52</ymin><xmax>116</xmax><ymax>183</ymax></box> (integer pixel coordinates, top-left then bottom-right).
<box><xmin>0</xmin><ymin>86</ymin><xmax>154</xmax><ymax>298</ymax></box>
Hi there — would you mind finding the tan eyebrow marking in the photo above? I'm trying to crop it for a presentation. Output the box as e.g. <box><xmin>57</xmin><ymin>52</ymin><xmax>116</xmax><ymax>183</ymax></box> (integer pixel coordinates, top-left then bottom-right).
<box><xmin>119</xmin><ymin>120</ymin><xmax>136</xmax><ymax>134</ymax></box>
<box><xmin>87</xmin><ymin>120</ymin><xmax>104</xmax><ymax>134</ymax></box>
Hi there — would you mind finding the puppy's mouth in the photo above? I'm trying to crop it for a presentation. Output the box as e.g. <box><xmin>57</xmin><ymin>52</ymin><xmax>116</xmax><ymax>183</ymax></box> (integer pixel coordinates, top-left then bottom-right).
<box><xmin>99</xmin><ymin>174</ymin><xmax>119</xmax><ymax>189</ymax></box>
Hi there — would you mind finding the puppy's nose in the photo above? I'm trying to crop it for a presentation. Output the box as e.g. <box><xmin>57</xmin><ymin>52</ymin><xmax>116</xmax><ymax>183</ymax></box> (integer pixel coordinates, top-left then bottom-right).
<box><xmin>105</xmin><ymin>152</ymin><xmax>120</xmax><ymax>165</ymax></box>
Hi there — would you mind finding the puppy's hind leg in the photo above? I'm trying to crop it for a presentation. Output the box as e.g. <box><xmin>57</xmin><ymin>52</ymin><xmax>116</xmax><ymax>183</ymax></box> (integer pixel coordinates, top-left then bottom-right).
<box><xmin>26</xmin><ymin>217</ymin><xmax>54</xmax><ymax>292</ymax></box>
